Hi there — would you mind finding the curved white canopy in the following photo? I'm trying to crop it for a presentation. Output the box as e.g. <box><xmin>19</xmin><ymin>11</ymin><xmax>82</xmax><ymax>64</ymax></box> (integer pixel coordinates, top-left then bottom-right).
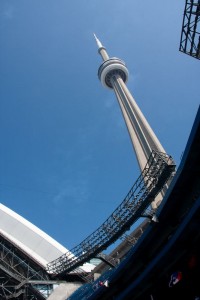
<box><xmin>0</xmin><ymin>203</ymin><xmax>94</xmax><ymax>272</ymax></box>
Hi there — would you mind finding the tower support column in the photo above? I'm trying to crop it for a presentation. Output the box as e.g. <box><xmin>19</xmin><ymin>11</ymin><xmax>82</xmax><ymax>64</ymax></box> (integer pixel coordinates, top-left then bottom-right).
<box><xmin>95</xmin><ymin>34</ymin><xmax>173</xmax><ymax>208</ymax></box>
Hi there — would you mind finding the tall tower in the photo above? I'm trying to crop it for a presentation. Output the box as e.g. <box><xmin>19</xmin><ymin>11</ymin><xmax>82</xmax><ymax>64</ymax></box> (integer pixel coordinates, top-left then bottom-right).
<box><xmin>94</xmin><ymin>34</ymin><xmax>167</xmax><ymax>208</ymax></box>
<box><xmin>45</xmin><ymin>36</ymin><xmax>176</xmax><ymax>277</ymax></box>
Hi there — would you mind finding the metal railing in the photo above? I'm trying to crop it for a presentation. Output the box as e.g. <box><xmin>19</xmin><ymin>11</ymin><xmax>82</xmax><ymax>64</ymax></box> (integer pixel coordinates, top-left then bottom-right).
<box><xmin>47</xmin><ymin>151</ymin><xmax>175</xmax><ymax>276</ymax></box>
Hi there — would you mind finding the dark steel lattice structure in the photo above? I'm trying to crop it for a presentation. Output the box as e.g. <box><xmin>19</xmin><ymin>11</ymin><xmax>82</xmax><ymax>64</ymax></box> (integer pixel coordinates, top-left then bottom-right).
<box><xmin>179</xmin><ymin>0</ymin><xmax>200</xmax><ymax>59</ymax></box>
<box><xmin>47</xmin><ymin>151</ymin><xmax>175</xmax><ymax>277</ymax></box>
<box><xmin>0</xmin><ymin>232</ymin><xmax>53</xmax><ymax>300</ymax></box>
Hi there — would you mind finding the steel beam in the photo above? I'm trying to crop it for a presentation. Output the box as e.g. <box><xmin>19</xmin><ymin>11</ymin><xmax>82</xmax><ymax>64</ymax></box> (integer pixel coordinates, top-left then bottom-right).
<box><xmin>180</xmin><ymin>0</ymin><xmax>200</xmax><ymax>59</ymax></box>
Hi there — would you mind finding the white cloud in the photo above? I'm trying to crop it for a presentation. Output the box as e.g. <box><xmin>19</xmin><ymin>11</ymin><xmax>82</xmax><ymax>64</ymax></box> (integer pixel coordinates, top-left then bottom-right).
<box><xmin>104</xmin><ymin>95</ymin><xmax>115</xmax><ymax>109</ymax></box>
<box><xmin>128</xmin><ymin>70</ymin><xmax>140</xmax><ymax>87</ymax></box>
<box><xmin>52</xmin><ymin>175</ymin><xmax>90</xmax><ymax>207</ymax></box>
<box><xmin>2</xmin><ymin>4</ymin><xmax>14</xmax><ymax>20</ymax></box>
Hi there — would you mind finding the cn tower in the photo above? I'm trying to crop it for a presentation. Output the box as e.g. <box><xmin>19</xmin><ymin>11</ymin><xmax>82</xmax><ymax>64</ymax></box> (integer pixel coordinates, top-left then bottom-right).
<box><xmin>94</xmin><ymin>34</ymin><xmax>168</xmax><ymax>208</ymax></box>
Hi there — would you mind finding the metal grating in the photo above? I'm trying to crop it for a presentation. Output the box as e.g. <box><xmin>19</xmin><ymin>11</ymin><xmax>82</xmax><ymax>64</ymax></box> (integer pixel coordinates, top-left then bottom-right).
<box><xmin>179</xmin><ymin>0</ymin><xmax>200</xmax><ymax>60</ymax></box>
<box><xmin>47</xmin><ymin>151</ymin><xmax>175</xmax><ymax>276</ymax></box>
<box><xmin>0</xmin><ymin>234</ymin><xmax>52</xmax><ymax>299</ymax></box>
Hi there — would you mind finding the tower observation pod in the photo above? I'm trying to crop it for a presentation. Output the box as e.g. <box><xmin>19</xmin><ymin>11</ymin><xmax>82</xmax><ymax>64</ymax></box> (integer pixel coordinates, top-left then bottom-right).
<box><xmin>45</xmin><ymin>37</ymin><xmax>176</xmax><ymax>277</ymax></box>
<box><xmin>94</xmin><ymin>34</ymin><xmax>172</xmax><ymax>208</ymax></box>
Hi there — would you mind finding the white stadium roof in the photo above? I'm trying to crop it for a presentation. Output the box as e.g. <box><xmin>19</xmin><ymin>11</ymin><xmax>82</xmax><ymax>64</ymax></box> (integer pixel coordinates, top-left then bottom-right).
<box><xmin>0</xmin><ymin>203</ymin><xmax>94</xmax><ymax>272</ymax></box>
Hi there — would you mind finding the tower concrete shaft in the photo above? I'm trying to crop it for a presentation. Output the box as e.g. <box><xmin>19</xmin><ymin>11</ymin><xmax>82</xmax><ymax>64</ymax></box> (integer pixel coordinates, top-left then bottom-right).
<box><xmin>95</xmin><ymin>34</ymin><xmax>166</xmax><ymax>173</ymax></box>
<box><xmin>95</xmin><ymin>35</ymin><xmax>167</xmax><ymax>208</ymax></box>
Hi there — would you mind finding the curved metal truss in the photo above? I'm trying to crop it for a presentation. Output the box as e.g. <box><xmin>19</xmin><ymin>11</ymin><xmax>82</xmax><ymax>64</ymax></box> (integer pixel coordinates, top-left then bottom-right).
<box><xmin>47</xmin><ymin>151</ymin><xmax>175</xmax><ymax>276</ymax></box>
<box><xmin>180</xmin><ymin>0</ymin><xmax>200</xmax><ymax>60</ymax></box>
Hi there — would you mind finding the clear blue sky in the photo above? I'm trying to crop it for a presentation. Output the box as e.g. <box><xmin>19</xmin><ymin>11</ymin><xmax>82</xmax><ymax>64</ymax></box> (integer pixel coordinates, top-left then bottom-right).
<box><xmin>0</xmin><ymin>1</ymin><xmax>199</xmax><ymax>250</ymax></box>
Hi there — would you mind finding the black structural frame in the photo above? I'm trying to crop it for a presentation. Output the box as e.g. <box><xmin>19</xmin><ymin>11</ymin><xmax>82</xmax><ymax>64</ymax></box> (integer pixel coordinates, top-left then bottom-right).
<box><xmin>0</xmin><ymin>232</ymin><xmax>53</xmax><ymax>300</ymax></box>
<box><xmin>47</xmin><ymin>151</ymin><xmax>175</xmax><ymax>277</ymax></box>
<box><xmin>179</xmin><ymin>0</ymin><xmax>200</xmax><ymax>59</ymax></box>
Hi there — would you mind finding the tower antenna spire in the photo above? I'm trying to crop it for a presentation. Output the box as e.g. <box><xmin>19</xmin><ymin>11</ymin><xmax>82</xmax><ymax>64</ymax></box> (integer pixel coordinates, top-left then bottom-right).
<box><xmin>96</xmin><ymin>37</ymin><xmax>173</xmax><ymax>209</ymax></box>
<box><xmin>94</xmin><ymin>33</ymin><xmax>103</xmax><ymax>49</ymax></box>
<box><xmin>93</xmin><ymin>33</ymin><xmax>109</xmax><ymax>61</ymax></box>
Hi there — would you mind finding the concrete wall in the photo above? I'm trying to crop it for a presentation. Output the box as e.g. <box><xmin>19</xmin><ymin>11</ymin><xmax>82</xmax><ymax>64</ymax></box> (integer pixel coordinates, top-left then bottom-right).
<box><xmin>47</xmin><ymin>282</ymin><xmax>82</xmax><ymax>300</ymax></box>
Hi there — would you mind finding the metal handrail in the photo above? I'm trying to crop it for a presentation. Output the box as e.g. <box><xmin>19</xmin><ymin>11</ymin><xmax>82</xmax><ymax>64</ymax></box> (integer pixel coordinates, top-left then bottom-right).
<box><xmin>46</xmin><ymin>151</ymin><xmax>175</xmax><ymax>275</ymax></box>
